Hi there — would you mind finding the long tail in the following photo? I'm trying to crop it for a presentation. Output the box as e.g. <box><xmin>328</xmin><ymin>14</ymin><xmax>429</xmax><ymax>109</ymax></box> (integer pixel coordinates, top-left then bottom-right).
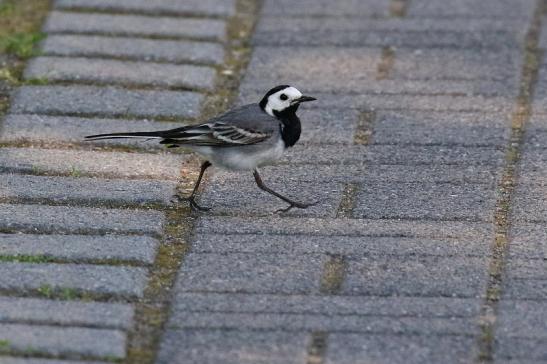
<box><xmin>84</xmin><ymin>131</ymin><xmax>166</xmax><ymax>141</ymax></box>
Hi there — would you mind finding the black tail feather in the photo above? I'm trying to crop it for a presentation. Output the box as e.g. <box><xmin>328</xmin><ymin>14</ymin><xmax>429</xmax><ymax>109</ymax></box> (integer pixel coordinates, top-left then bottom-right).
<box><xmin>84</xmin><ymin>130</ymin><xmax>165</xmax><ymax>140</ymax></box>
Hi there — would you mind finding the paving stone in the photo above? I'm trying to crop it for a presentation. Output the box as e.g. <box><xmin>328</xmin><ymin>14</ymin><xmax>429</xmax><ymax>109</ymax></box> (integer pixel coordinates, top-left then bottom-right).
<box><xmin>0</xmin><ymin>262</ymin><xmax>147</xmax><ymax>297</ymax></box>
<box><xmin>1</xmin><ymin>114</ymin><xmax>184</xmax><ymax>148</ymax></box>
<box><xmin>495</xmin><ymin>337</ymin><xmax>547</xmax><ymax>361</ymax></box>
<box><xmin>342</xmin><ymin>256</ymin><xmax>488</xmax><ymax>297</ymax></box>
<box><xmin>0</xmin><ymin>324</ymin><xmax>125</xmax><ymax>358</ymax></box>
<box><xmin>0</xmin><ymin>359</ymin><xmax>108</xmax><ymax>364</ymax></box>
<box><xmin>0</xmin><ymin>173</ymin><xmax>176</xmax><ymax>206</ymax></box>
<box><xmin>239</xmin><ymin>90</ymin><xmax>512</xmax><ymax>113</ymax></box>
<box><xmin>502</xmin><ymin>279</ymin><xmax>547</xmax><ymax>300</ymax></box>
<box><xmin>190</xmin><ymin>233</ymin><xmax>489</xmax><ymax>257</ymax></box>
<box><xmin>517</xmin><ymin>146</ymin><xmax>547</xmax><ymax>182</ymax></box>
<box><xmin>0</xmin><ymin>203</ymin><xmax>164</xmax><ymax>236</ymax></box>
<box><xmin>531</xmin><ymin>80</ymin><xmax>547</xmax><ymax>113</ymax></box>
<box><xmin>509</xmin><ymin>222</ymin><xmax>547</xmax><ymax>259</ymax></box>
<box><xmin>25</xmin><ymin>57</ymin><xmax>216</xmax><ymax>90</ymax></box>
<box><xmin>242</xmin><ymin>78</ymin><xmax>517</xmax><ymax>98</ymax></box>
<box><xmin>325</xmin><ymin>333</ymin><xmax>477</xmax><ymax>364</ymax></box>
<box><xmin>253</xmin><ymin>17</ymin><xmax>527</xmax><ymax>48</ymax></box>
<box><xmin>261</xmin><ymin>0</ymin><xmax>390</xmax><ymax>17</ymax></box>
<box><xmin>407</xmin><ymin>0</ymin><xmax>535</xmax><ymax>18</ymax></box>
<box><xmin>213</xmin><ymin>164</ymin><xmax>500</xmax><ymax>185</ymax></box>
<box><xmin>173</xmin><ymin>293</ymin><xmax>481</xmax><ymax>317</ymax></box>
<box><xmin>0</xmin><ymin>147</ymin><xmax>188</xmax><ymax>180</ymax></box>
<box><xmin>169</xmin><ymin>311</ymin><xmax>476</xmax><ymax>335</ymax></box>
<box><xmin>390</xmin><ymin>48</ymin><xmax>521</xmax><ymax>82</ymax></box>
<box><xmin>175</xmin><ymin>253</ymin><xmax>324</xmax><ymax>294</ymax></box>
<box><xmin>44</xmin><ymin>11</ymin><xmax>227</xmax><ymax>40</ymax></box>
<box><xmin>0</xmin><ymin>297</ymin><xmax>133</xmax><ymax>329</ymax></box>
<box><xmin>353</xmin><ymin>182</ymin><xmax>496</xmax><ymax>221</ymax></box>
<box><xmin>11</xmin><ymin>85</ymin><xmax>203</xmax><ymax>119</ymax></box>
<box><xmin>0</xmin><ymin>233</ymin><xmax>158</xmax><ymax>264</ymax></box>
<box><xmin>497</xmin><ymin>300</ymin><xmax>547</xmax><ymax>339</ymax></box>
<box><xmin>372</xmin><ymin>111</ymin><xmax>510</xmax><ymax>146</ymax></box>
<box><xmin>242</xmin><ymin>47</ymin><xmax>381</xmax><ymax>92</ymax></box>
<box><xmin>200</xmin><ymin>177</ymin><xmax>344</xmax><ymax>218</ymax></box>
<box><xmin>296</xmin><ymin>108</ymin><xmax>358</xmax><ymax>144</ymax></box>
<box><xmin>512</xmin><ymin>183</ymin><xmax>547</xmax><ymax>222</ymax></box>
<box><xmin>197</xmin><ymin>216</ymin><xmax>493</xmax><ymax>239</ymax></box>
<box><xmin>41</xmin><ymin>34</ymin><xmax>224</xmax><ymax>65</ymax></box>
<box><xmin>56</xmin><ymin>0</ymin><xmax>236</xmax><ymax>17</ymax></box>
<box><xmin>540</xmin><ymin>20</ymin><xmax>547</xmax><ymax>49</ymax></box>
<box><xmin>157</xmin><ymin>329</ymin><xmax>307</xmax><ymax>364</ymax></box>
<box><xmin>281</xmin><ymin>145</ymin><xmax>504</xmax><ymax>166</ymax></box>
<box><xmin>525</xmin><ymin>128</ymin><xmax>547</xmax><ymax>148</ymax></box>
<box><xmin>505</xmin><ymin>259</ymin><xmax>547</xmax><ymax>280</ymax></box>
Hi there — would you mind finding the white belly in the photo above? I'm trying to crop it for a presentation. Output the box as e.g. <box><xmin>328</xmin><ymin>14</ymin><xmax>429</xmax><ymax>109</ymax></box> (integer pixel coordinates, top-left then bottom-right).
<box><xmin>192</xmin><ymin>139</ymin><xmax>286</xmax><ymax>171</ymax></box>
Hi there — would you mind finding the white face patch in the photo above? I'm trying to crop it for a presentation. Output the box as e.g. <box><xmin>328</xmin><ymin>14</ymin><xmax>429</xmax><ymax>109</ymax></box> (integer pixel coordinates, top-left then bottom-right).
<box><xmin>264</xmin><ymin>86</ymin><xmax>303</xmax><ymax>116</ymax></box>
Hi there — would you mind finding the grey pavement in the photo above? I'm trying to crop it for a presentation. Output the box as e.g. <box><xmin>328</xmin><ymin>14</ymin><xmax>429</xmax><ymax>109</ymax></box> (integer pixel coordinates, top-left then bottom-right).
<box><xmin>0</xmin><ymin>0</ymin><xmax>546</xmax><ymax>363</ymax></box>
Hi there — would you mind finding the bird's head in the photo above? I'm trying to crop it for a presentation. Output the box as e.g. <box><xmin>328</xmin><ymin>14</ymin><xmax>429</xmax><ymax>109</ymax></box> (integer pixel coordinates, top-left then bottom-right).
<box><xmin>259</xmin><ymin>85</ymin><xmax>316</xmax><ymax>117</ymax></box>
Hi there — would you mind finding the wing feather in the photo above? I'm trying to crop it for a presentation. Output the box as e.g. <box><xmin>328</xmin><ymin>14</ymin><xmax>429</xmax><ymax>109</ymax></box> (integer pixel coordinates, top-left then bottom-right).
<box><xmin>158</xmin><ymin>122</ymin><xmax>272</xmax><ymax>147</ymax></box>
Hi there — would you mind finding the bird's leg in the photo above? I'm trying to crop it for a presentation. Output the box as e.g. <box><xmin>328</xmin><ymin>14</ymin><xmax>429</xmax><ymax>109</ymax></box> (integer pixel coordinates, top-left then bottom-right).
<box><xmin>253</xmin><ymin>169</ymin><xmax>317</xmax><ymax>213</ymax></box>
<box><xmin>173</xmin><ymin>161</ymin><xmax>212</xmax><ymax>211</ymax></box>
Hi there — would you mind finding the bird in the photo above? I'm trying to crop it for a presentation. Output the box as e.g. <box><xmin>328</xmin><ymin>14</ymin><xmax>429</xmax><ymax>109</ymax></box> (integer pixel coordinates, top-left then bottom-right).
<box><xmin>85</xmin><ymin>85</ymin><xmax>317</xmax><ymax>212</ymax></box>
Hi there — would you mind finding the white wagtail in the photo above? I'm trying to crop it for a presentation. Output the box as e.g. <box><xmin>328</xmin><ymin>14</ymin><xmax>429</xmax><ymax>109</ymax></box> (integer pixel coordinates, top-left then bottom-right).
<box><xmin>85</xmin><ymin>85</ymin><xmax>317</xmax><ymax>212</ymax></box>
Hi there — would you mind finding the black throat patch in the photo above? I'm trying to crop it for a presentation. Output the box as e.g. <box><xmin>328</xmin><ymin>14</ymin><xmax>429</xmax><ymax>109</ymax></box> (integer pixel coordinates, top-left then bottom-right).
<box><xmin>273</xmin><ymin>104</ymin><xmax>301</xmax><ymax>148</ymax></box>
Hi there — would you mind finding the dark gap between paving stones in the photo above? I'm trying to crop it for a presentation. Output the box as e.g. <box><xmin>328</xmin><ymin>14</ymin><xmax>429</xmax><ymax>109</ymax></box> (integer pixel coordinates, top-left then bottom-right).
<box><xmin>476</xmin><ymin>0</ymin><xmax>545</xmax><ymax>362</ymax></box>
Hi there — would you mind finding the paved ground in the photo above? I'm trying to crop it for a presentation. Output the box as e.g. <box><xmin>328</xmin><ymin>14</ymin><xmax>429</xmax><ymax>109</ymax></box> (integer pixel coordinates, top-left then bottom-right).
<box><xmin>1</xmin><ymin>0</ymin><xmax>547</xmax><ymax>363</ymax></box>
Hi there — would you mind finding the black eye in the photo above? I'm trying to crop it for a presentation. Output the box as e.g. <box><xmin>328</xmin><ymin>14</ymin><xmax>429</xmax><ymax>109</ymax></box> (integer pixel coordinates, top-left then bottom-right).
<box><xmin>279</xmin><ymin>94</ymin><xmax>288</xmax><ymax>101</ymax></box>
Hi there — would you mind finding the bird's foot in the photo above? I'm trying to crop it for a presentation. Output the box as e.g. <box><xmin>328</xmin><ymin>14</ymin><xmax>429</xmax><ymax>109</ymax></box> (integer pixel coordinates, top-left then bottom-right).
<box><xmin>171</xmin><ymin>194</ymin><xmax>211</xmax><ymax>212</ymax></box>
<box><xmin>276</xmin><ymin>200</ymin><xmax>319</xmax><ymax>214</ymax></box>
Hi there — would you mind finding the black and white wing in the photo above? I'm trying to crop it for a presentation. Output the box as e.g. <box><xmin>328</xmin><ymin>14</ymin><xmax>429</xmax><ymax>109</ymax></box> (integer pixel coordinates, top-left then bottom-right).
<box><xmin>158</xmin><ymin>121</ymin><xmax>272</xmax><ymax>147</ymax></box>
<box><xmin>85</xmin><ymin>103</ymin><xmax>278</xmax><ymax>147</ymax></box>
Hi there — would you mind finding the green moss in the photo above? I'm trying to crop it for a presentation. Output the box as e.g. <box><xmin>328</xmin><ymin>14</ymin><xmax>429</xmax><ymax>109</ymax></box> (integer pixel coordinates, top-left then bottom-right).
<box><xmin>0</xmin><ymin>32</ymin><xmax>45</xmax><ymax>58</ymax></box>
<box><xmin>37</xmin><ymin>284</ymin><xmax>53</xmax><ymax>298</ymax></box>
<box><xmin>0</xmin><ymin>254</ymin><xmax>53</xmax><ymax>263</ymax></box>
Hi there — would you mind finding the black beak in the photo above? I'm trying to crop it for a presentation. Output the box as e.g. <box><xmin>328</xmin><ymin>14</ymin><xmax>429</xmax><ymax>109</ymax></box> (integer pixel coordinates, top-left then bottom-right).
<box><xmin>295</xmin><ymin>95</ymin><xmax>317</xmax><ymax>104</ymax></box>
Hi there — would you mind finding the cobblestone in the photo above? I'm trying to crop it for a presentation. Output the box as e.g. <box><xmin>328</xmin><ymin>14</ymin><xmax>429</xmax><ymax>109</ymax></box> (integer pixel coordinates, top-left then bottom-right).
<box><xmin>0</xmin><ymin>173</ymin><xmax>176</xmax><ymax>206</ymax></box>
<box><xmin>0</xmin><ymin>324</ymin><xmax>126</xmax><ymax>358</ymax></box>
<box><xmin>175</xmin><ymin>253</ymin><xmax>324</xmax><ymax>294</ymax></box>
<box><xmin>11</xmin><ymin>85</ymin><xmax>203</xmax><ymax>119</ymax></box>
<box><xmin>342</xmin><ymin>256</ymin><xmax>488</xmax><ymax>297</ymax></box>
<box><xmin>44</xmin><ymin>11</ymin><xmax>227</xmax><ymax>40</ymax></box>
<box><xmin>0</xmin><ymin>297</ymin><xmax>133</xmax><ymax>329</ymax></box>
<box><xmin>325</xmin><ymin>334</ymin><xmax>477</xmax><ymax>364</ymax></box>
<box><xmin>406</xmin><ymin>0</ymin><xmax>535</xmax><ymax>18</ymax></box>
<box><xmin>253</xmin><ymin>17</ymin><xmax>527</xmax><ymax>48</ymax></box>
<box><xmin>0</xmin><ymin>114</ymin><xmax>184</xmax><ymax>147</ymax></box>
<box><xmin>201</xmin><ymin>178</ymin><xmax>344</xmax><ymax>218</ymax></box>
<box><xmin>157</xmin><ymin>329</ymin><xmax>307</xmax><ymax>364</ymax></box>
<box><xmin>0</xmin><ymin>262</ymin><xmax>147</xmax><ymax>297</ymax></box>
<box><xmin>282</xmin><ymin>145</ymin><xmax>504</xmax><ymax>166</ymax></box>
<box><xmin>25</xmin><ymin>57</ymin><xmax>216</xmax><ymax>90</ymax></box>
<box><xmin>371</xmin><ymin>111</ymin><xmax>510</xmax><ymax>147</ymax></box>
<box><xmin>41</xmin><ymin>34</ymin><xmax>225</xmax><ymax>65</ymax></box>
<box><xmin>190</xmin><ymin>234</ymin><xmax>490</xmax><ymax>256</ymax></box>
<box><xmin>169</xmin><ymin>311</ymin><xmax>476</xmax><ymax>334</ymax></box>
<box><xmin>0</xmin><ymin>233</ymin><xmax>158</xmax><ymax>264</ymax></box>
<box><xmin>0</xmin><ymin>359</ymin><xmax>108</xmax><ymax>364</ymax></box>
<box><xmin>197</xmin><ymin>216</ymin><xmax>493</xmax><ymax>238</ymax></box>
<box><xmin>0</xmin><ymin>203</ymin><xmax>164</xmax><ymax>236</ymax></box>
<box><xmin>260</xmin><ymin>0</ymin><xmax>390</xmax><ymax>17</ymax></box>
<box><xmin>353</xmin><ymin>182</ymin><xmax>496</xmax><ymax>221</ymax></box>
<box><xmin>55</xmin><ymin>0</ymin><xmax>236</xmax><ymax>17</ymax></box>
<box><xmin>0</xmin><ymin>147</ymin><xmax>188</xmax><ymax>180</ymax></box>
<box><xmin>173</xmin><ymin>293</ymin><xmax>481</xmax><ymax>317</ymax></box>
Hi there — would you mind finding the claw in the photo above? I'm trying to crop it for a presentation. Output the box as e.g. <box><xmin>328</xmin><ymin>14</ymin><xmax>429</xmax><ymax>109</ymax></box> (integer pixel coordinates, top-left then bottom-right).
<box><xmin>275</xmin><ymin>200</ymin><xmax>319</xmax><ymax>214</ymax></box>
<box><xmin>171</xmin><ymin>194</ymin><xmax>210</xmax><ymax>212</ymax></box>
